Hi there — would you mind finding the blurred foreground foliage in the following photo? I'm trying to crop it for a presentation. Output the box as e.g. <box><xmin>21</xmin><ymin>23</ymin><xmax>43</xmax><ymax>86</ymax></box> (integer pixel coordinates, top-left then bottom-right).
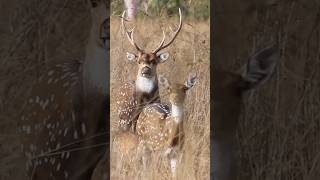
<box><xmin>111</xmin><ymin>0</ymin><xmax>210</xmax><ymax>20</ymax></box>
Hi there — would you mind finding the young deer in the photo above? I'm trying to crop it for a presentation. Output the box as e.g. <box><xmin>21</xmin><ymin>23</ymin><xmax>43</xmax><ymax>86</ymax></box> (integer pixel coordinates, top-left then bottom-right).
<box><xmin>18</xmin><ymin>1</ymin><xmax>109</xmax><ymax>179</ymax></box>
<box><xmin>136</xmin><ymin>73</ymin><xmax>197</xmax><ymax>177</ymax></box>
<box><xmin>117</xmin><ymin>8</ymin><xmax>182</xmax><ymax>132</ymax></box>
<box><xmin>212</xmin><ymin>45</ymin><xmax>280</xmax><ymax>180</ymax></box>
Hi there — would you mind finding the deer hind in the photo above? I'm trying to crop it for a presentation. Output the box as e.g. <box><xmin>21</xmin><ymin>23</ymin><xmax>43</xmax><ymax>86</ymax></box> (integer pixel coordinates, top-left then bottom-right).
<box><xmin>116</xmin><ymin>8</ymin><xmax>182</xmax><ymax>132</ymax></box>
<box><xmin>18</xmin><ymin>1</ymin><xmax>109</xmax><ymax>179</ymax></box>
<box><xmin>135</xmin><ymin>73</ymin><xmax>197</xmax><ymax>177</ymax></box>
<box><xmin>212</xmin><ymin>45</ymin><xmax>280</xmax><ymax>180</ymax></box>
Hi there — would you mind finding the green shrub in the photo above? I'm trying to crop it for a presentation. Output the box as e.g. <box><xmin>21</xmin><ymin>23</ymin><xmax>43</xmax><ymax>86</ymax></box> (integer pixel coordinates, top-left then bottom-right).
<box><xmin>111</xmin><ymin>0</ymin><xmax>210</xmax><ymax>20</ymax></box>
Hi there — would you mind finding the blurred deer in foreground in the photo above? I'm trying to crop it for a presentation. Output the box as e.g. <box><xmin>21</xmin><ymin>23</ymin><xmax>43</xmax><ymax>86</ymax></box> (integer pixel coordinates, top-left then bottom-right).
<box><xmin>117</xmin><ymin>8</ymin><xmax>182</xmax><ymax>132</ymax></box>
<box><xmin>18</xmin><ymin>0</ymin><xmax>109</xmax><ymax>179</ymax></box>
<box><xmin>212</xmin><ymin>46</ymin><xmax>280</xmax><ymax>180</ymax></box>
<box><xmin>135</xmin><ymin>73</ymin><xmax>197</xmax><ymax>177</ymax></box>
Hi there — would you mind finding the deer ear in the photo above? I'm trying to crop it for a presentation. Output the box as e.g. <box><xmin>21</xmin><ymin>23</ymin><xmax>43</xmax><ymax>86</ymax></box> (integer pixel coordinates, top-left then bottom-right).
<box><xmin>241</xmin><ymin>45</ymin><xmax>280</xmax><ymax>90</ymax></box>
<box><xmin>158</xmin><ymin>74</ymin><xmax>171</xmax><ymax>90</ymax></box>
<box><xmin>126</xmin><ymin>52</ymin><xmax>137</xmax><ymax>61</ymax></box>
<box><xmin>184</xmin><ymin>72</ymin><xmax>197</xmax><ymax>90</ymax></box>
<box><xmin>158</xmin><ymin>52</ymin><xmax>169</xmax><ymax>63</ymax></box>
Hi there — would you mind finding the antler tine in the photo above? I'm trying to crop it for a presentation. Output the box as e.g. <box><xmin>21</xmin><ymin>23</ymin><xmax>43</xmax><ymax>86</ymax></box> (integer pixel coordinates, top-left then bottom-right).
<box><xmin>152</xmin><ymin>29</ymin><xmax>166</xmax><ymax>53</ymax></box>
<box><xmin>153</xmin><ymin>8</ymin><xmax>182</xmax><ymax>54</ymax></box>
<box><xmin>121</xmin><ymin>11</ymin><xmax>143</xmax><ymax>52</ymax></box>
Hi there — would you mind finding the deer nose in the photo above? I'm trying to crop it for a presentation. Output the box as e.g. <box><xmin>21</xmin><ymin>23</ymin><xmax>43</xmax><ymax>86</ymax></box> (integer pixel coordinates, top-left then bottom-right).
<box><xmin>141</xmin><ymin>66</ymin><xmax>152</xmax><ymax>77</ymax></box>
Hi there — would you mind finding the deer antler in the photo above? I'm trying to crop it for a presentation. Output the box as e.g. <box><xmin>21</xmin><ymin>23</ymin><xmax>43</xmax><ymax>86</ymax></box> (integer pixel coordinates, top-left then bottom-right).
<box><xmin>152</xmin><ymin>8</ymin><xmax>182</xmax><ymax>54</ymax></box>
<box><xmin>121</xmin><ymin>11</ymin><xmax>143</xmax><ymax>52</ymax></box>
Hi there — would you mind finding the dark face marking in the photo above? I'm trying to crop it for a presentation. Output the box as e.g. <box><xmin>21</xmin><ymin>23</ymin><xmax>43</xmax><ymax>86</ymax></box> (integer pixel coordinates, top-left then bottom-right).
<box><xmin>136</xmin><ymin>53</ymin><xmax>159</xmax><ymax>78</ymax></box>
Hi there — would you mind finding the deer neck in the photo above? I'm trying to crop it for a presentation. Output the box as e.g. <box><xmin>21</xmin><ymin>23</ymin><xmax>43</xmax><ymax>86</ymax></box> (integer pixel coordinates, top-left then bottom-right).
<box><xmin>130</xmin><ymin>76</ymin><xmax>159</xmax><ymax>131</ymax></box>
<box><xmin>171</xmin><ymin>103</ymin><xmax>184</xmax><ymax>124</ymax></box>
<box><xmin>168</xmin><ymin>103</ymin><xmax>184</xmax><ymax>149</ymax></box>
<box><xmin>136</xmin><ymin>74</ymin><xmax>161</xmax><ymax>107</ymax></box>
<box><xmin>82</xmin><ymin>18</ymin><xmax>109</xmax><ymax>96</ymax></box>
<box><xmin>135</xmin><ymin>75</ymin><xmax>157</xmax><ymax>94</ymax></box>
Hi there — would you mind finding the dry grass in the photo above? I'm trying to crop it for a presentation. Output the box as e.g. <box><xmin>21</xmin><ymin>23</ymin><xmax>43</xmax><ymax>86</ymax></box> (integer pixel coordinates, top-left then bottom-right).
<box><xmin>109</xmin><ymin>17</ymin><xmax>210</xmax><ymax>180</ymax></box>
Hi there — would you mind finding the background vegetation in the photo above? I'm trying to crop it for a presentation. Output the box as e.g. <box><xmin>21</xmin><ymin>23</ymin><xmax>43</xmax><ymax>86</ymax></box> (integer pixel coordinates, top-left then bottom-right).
<box><xmin>111</xmin><ymin>0</ymin><xmax>210</xmax><ymax>20</ymax></box>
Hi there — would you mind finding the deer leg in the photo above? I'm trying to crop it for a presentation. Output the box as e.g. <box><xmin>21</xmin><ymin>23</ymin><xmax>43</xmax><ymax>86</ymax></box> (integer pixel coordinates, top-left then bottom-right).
<box><xmin>166</xmin><ymin>146</ymin><xmax>179</xmax><ymax>178</ymax></box>
<box><xmin>141</xmin><ymin>146</ymin><xmax>151</xmax><ymax>173</ymax></box>
<box><xmin>117</xmin><ymin>154</ymin><xmax>124</xmax><ymax>175</ymax></box>
<box><xmin>170</xmin><ymin>157</ymin><xmax>178</xmax><ymax>178</ymax></box>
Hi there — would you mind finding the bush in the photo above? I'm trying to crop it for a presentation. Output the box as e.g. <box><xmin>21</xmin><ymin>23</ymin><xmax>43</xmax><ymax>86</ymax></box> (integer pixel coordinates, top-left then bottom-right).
<box><xmin>111</xmin><ymin>0</ymin><xmax>210</xmax><ymax>20</ymax></box>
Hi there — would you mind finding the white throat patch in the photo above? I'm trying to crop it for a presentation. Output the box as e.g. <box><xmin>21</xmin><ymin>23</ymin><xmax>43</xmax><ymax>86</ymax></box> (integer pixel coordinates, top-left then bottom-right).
<box><xmin>136</xmin><ymin>76</ymin><xmax>156</xmax><ymax>93</ymax></box>
<box><xmin>171</xmin><ymin>104</ymin><xmax>183</xmax><ymax>123</ymax></box>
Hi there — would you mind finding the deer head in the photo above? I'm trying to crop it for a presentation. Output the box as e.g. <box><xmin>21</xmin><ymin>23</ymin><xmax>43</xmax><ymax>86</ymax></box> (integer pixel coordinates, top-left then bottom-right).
<box><xmin>160</xmin><ymin>73</ymin><xmax>197</xmax><ymax>106</ymax></box>
<box><xmin>121</xmin><ymin>8</ymin><xmax>182</xmax><ymax>93</ymax></box>
<box><xmin>212</xmin><ymin>45</ymin><xmax>280</xmax><ymax>180</ymax></box>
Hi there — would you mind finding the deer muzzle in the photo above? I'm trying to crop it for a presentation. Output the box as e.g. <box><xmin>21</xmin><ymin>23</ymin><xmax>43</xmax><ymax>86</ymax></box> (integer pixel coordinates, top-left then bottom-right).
<box><xmin>141</xmin><ymin>66</ymin><xmax>152</xmax><ymax>78</ymax></box>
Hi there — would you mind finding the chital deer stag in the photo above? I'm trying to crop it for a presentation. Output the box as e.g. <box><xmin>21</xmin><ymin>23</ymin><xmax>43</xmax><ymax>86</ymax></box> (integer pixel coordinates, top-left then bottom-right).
<box><xmin>212</xmin><ymin>45</ymin><xmax>280</xmax><ymax>180</ymax></box>
<box><xmin>117</xmin><ymin>8</ymin><xmax>182</xmax><ymax>132</ymax></box>
<box><xmin>136</xmin><ymin>73</ymin><xmax>197</xmax><ymax>177</ymax></box>
<box><xmin>18</xmin><ymin>1</ymin><xmax>109</xmax><ymax>179</ymax></box>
